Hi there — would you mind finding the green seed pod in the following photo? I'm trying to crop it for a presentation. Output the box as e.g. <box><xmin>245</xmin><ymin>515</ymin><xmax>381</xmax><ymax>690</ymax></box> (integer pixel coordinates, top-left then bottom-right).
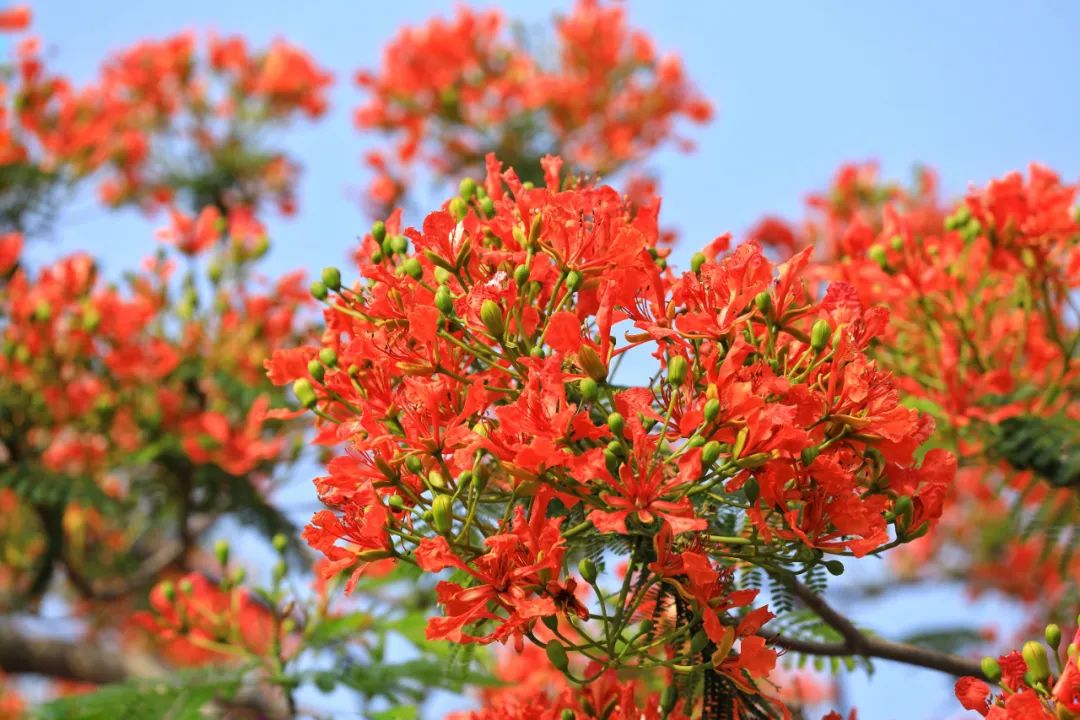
<box><xmin>701</xmin><ymin>440</ymin><xmax>722</xmax><ymax>466</ymax></box>
<box><xmin>1022</xmin><ymin>640</ymin><xmax>1051</xmax><ymax>681</ymax></box>
<box><xmin>431</xmin><ymin>495</ymin><xmax>454</xmax><ymax>535</ymax></box>
<box><xmin>810</xmin><ymin>319</ymin><xmax>831</xmax><ymax>352</ymax></box>
<box><xmin>703</xmin><ymin>398</ymin><xmax>721</xmax><ymax>423</ymax></box>
<box><xmin>754</xmin><ymin>291</ymin><xmax>772</xmax><ymax>314</ymax></box>
<box><xmin>578</xmin><ymin>557</ymin><xmax>598</xmax><ymax>584</ymax></box>
<box><xmin>980</xmin><ymin>656</ymin><xmax>1002</xmax><ymax>683</ymax></box>
<box><xmin>371</xmin><ymin>220</ymin><xmax>387</xmax><ymax>244</ymax></box>
<box><xmin>293</xmin><ymin>378</ymin><xmax>317</xmax><ymax>409</ymax></box>
<box><xmin>1046</xmin><ymin>623</ymin><xmax>1062</xmax><ymax>649</ymax></box>
<box><xmin>307</xmin><ymin>359</ymin><xmax>325</xmax><ymax>383</ymax></box>
<box><xmin>321</xmin><ymin>266</ymin><xmax>342</xmax><ymax>291</ymax></box>
<box><xmin>435</xmin><ymin>285</ymin><xmax>454</xmax><ymax>315</ymax></box>
<box><xmin>691</xmin><ymin>252</ymin><xmax>706</xmax><ymax>274</ymax></box>
<box><xmin>318</xmin><ymin>348</ymin><xmax>338</xmax><ymax>367</ymax></box>
<box><xmin>513</xmin><ymin>263</ymin><xmax>530</xmax><ymax>287</ymax></box>
<box><xmin>667</xmin><ymin>356</ymin><xmax>688</xmax><ymax>386</ymax></box>
<box><xmin>825</xmin><ymin>560</ymin><xmax>845</xmax><ymax>576</ymax></box>
<box><xmin>402</xmin><ymin>258</ymin><xmax>423</xmax><ymax>279</ymax></box>
<box><xmin>459</xmin><ymin>177</ymin><xmax>477</xmax><ymax>200</ymax></box>
<box><xmin>480</xmin><ymin>299</ymin><xmax>505</xmax><ymax>338</ymax></box>
<box><xmin>607</xmin><ymin>412</ymin><xmax>625</xmax><ymax>438</ymax></box>
<box><xmin>565</xmin><ymin>270</ymin><xmax>583</xmax><ymax>292</ymax></box>
<box><xmin>579</xmin><ymin>377</ymin><xmax>598</xmax><ymax>403</ymax></box>
<box><xmin>310</xmin><ymin>280</ymin><xmax>328</xmax><ymax>301</ymax></box>
<box><xmin>449</xmin><ymin>197</ymin><xmax>469</xmax><ymax>222</ymax></box>
<box><xmin>545</xmin><ymin>640</ymin><xmax>569</xmax><ymax>671</ymax></box>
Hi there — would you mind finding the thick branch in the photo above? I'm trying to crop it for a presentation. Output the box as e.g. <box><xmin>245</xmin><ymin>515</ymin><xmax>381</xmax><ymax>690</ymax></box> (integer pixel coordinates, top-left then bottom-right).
<box><xmin>768</xmin><ymin>580</ymin><xmax>986</xmax><ymax>680</ymax></box>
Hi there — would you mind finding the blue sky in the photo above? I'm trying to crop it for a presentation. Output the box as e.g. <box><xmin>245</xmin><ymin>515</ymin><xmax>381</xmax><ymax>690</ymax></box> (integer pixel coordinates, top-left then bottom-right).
<box><xmin>16</xmin><ymin>1</ymin><xmax>1080</xmax><ymax>717</ymax></box>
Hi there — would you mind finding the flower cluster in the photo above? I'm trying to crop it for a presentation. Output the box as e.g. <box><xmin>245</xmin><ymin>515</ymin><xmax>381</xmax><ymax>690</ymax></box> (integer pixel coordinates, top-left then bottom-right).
<box><xmin>955</xmin><ymin>621</ymin><xmax>1080</xmax><ymax>718</ymax></box>
<box><xmin>273</xmin><ymin>154</ymin><xmax>954</xmax><ymax>711</ymax></box>
<box><xmin>0</xmin><ymin>8</ymin><xmax>332</xmax><ymax>234</ymax></box>
<box><xmin>354</xmin><ymin>0</ymin><xmax>711</xmax><ymax>215</ymax></box>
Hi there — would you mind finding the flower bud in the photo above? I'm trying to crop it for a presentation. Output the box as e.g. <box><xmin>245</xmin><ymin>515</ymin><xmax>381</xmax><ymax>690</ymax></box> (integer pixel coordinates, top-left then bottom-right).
<box><xmin>321</xmin><ymin>267</ymin><xmax>342</xmax><ymax>291</ymax></box>
<box><xmin>293</xmin><ymin>378</ymin><xmax>317</xmax><ymax>408</ymax></box>
<box><xmin>179</xmin><ymin>578</ymin><xmax>194</xmax><ymax>595</ymax></box>
<box><xmin>743</xmin><ymin>477</ymin><xmax>760</xmax><ymax>504</ymax></box>
<box><xmin>371</xmin><ymin>220</ymin><xmax>387</xmax><ymax>244</ymax></box>
<box><xmin>868</xmin><ymin>244</ymin><xmax>888</xmax><ymax>268</ymax></box>
<box><xmin>561</xmin><ymin>710</ymin><xmax>575</xmax><ymax>720</ymax></box>
<box><xmin>889</xmin><ymin>234</ymin><xmax>904</xmax><ymax>251</ymax></box>
<box><xmin>528</xmin><ymin>212</ymin><xmax>543</xmax><ymax>248</ymax></box>
<box><xmin>689</xmin><ymin>630</ymin><xmax>709</xmax><ymax>655</ymax></box>
<box><xmin>565</xmin><ymin>270</ymin><xmax>583</xmax><ymax>292</ymax></box>
<box><xmin>810</xmin><ymin>319</ymin><xmax>831</xmax><ymax>352</ymax></box>
<box><xmin>660</xmin><ymin>686</ymin><xmax>677</xmax><ymax>714</ymax></box>
<box><xmin>1047</xmin><ymin>624</ymin><xmax>1063</xmax><ymax>649</ymax></box>
<box><xmin>431</xmin><ymin>495</ymin><xmax>453</xmax><ymax>535</ymax></box>
<box><xmin>480</xmin><ymin>299</ymin><xmax>505</xmax><ymax>338</ymax></box>
<box><xmin>578</xmin><ymin>558</ymin><xmax>598</xmax><ymax>584</ymax></box>
<box><xmin>319</xmin><ymin>348</ymin><xmax>337</xmax><ymax>367</ymax></box>
<box><xmin>1023</xmin><ymin>640</ymin><xmax>1051</xmax><ymax>681</ymax></box>
<box><xmin>701</xmin><ymin>441</ymin><xmax>722</xmax><ymax>466</ymax></box>
<box><xmin>390</xmin><ymin>235</ymin><xmax>408</xmax><ymax>255</ymax></box>
<box><xmin>607</xmin><ymin>412</ymin><xmax>624</xmax><ymax>438</ymax></box>
<box><xmin>801</xmin><ymin>445</ymin><xmax>821</xmax><ymax>466</ymax></box>
<box><xmin>459</xmin><ymin>177</ymin><xmax>477</xmax><ymax>200</ymax></box>
<box><xmin>428</xmin><ymin>470</ymin><xmax>447</xmax><ymax>490</ymax></box>
<box><xmin>754</xmin><ymin>291</ymin><xmax>771</xmax><ymax>314</ymax></box>
<box><xmin>388</xmin><ymin>494</ymin><xmax>405</xmax><ymax>511</ymax></box>
<box><xmin>310</xmin><ymin>280</ymin><xmax>328</xmax><ymax>301</ymax></box>
<box><xmin>272</xmin><ymin>533</ymin><xmax>288</xmax><ymax>554</ymax></box>
<box><xmin>703</xmin><ymin>398</ymin><xmax>721</xmax><ymax>423</ymax></box>
<box><xmin>402</xmin><ymin>258</ymin><xmax>423</xmax><ymax>279</ymax></box>
<box><xmin>980</xmin><ymin>656</ymin><xmax>1002</xmax><ymax>683</ymax></box>
<box><xmin>578</xmin><ymin>346</ymin><xmax>607</xmax><ymax>382</ymax></box>
<box><xmin>578</xmin><ymin>377</ymin><xmax>598</xmax><ymax>403</ymax></box>
<box><xmin>405</xmin><ymin>455</ymin><xmax>423</xmax><ymax>474</ymax></box>
<box><xmin>545</xmin><ymin>640</ymin><xmax>570</xmax><ymax>671</ymax></box>
<box><xmin>449</xmin><ymin>197</ymin><xmax>468</xmax><ymax>222</ymax></box>
<box><xmin>213</xmin><ymin>539</ymin><xmax>229</xmax><ymax>567</ymax></box>
<box><xmin>308</xmin><ymin>359</ymin><xmax>325</xmax><ymax>383</ymax></box>
<box><xmin>160</xmin><ymin>580</ymin><xmax>176</xmax><ymax>602</ymax></box>
<box><xmin>513</xmin><ymin>263</ymin><xmax>530</xmax><ymax>287</ymax></box>
<box><xmin>667</xmin><ymin>356</ymin><xmax>688</xmax><ymax>386</ymax></box>
<box><xmin>893</xmin><ymin>495</ymin><xmax>914</xmax><ymax>531</ymax></box>
<box><xmin>691</xmin><ymin>252</ymin><xmax>706</xmax><ymax>274</ymax></box>
<box><xmin>435</xmin><ymin>285</ymin><xmax>454</xmax><ymax>315</ymax></box>
<box><xmin>479</xmin><ymin>196</ymin><xmax>495</xmax><ymax>218</ymax></box>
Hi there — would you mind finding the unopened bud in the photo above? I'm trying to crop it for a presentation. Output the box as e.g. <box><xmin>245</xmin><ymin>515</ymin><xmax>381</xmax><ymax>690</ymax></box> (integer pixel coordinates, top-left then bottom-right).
<box><xmin>214</xmin><ymin>539</ymin><xmax>229</xmax><ymax>567</ymax></box>
<box><xmin>743</xmin><ymin>477</ymin><xmax>760</xmax><ymax>504</ymax></box>
<box><xmin>868</xmin><ymin>244</ymin><xmax>888</xmax><ymax>268</ymax></box>
<box><xmin>578</xmin><ymin>558</ymin><xmax>598</xmax><ymax>584</ymax></box>
<box><xmin>561</xmin><ymin>710</ymin><xmax>575</xmax><ymax>720</ymax></box>
<box><xmin>893</xmin><ymin>495</ymin><xmax>914</xmax><ymax>530</ymax></box>
<box><xmin>431</xmin><ymin>495</ymin><xmax>454</xmax><ymax>535</ymax></box>
<box><xmin>754</xmin><ymin>291</ymin><xmax>771</xmax><ymax>314</ymax></box>
<box><xmin>1047</xmin><ymin>624</ymin><xmax>1062</xmax><ymax>649</ymax></box>
<box><xmin>513</xmin><ymin>263</ymin><xmax>530</xmax><ymax>287</ymax></box>
<box><xmin>319</xmin><ymin>348</ymin><xmax>337</xmax><ymax>367</ymax></box>
<box><xmin>459</xmin><ymin>177</ymin><xmax>477</xmax><ymax>200</ymax></box>
<box><xmin>810</xmin><ymin>319</ymin><xmax>831</xmax><ymax>352</ymax></box>
<box><xmin>703</xmin><ymin>398</ymin><xmax>721</xmax><ymax>423</ymax></box>
<box><xmin>660</xmin><ymin>686</ymin><xmax>677</xmax><ymax>714</ymax></box>
<box><xmin>405</xmin><ymin>455</ymin><xmax>423</xmax><ymax>474</ymax></box>
<box><xmin>607</xmin><ymin>412</ymin><xmax>624</xmax><ymax>438</ymax></box>
<box><xmin>401</xmin><ymin>258</ymin><xmax>422</xmax><ymax>279</ymax></box>
<box><xmin>310</xmin><ymin>281</ymin><xmax>328</xmax><ymax>301</ymax></box>
<box><xmin>321</xmin><ymin>267</ymin><xmax>341</xmax><ymax>291</ymax></box>
<box><xmin>980</xmin><ymin>656</ymin><xmax>1002</xmax><ymax>683</ymax></box>
<box><xmin>160</xmin><ymin>581</ymin><xmax>176</xmax><ymax>602</ymax></box>
<box><xmin>578</xmin><ymin>377</ymin><xmax>598</xmax><ymax>403</ymax></box>
<box><xmin>480</xmin><ymin>299</ymin><xmax>505</xmax><ymax>338</ymax></box>
<box><xmin>701</xmin><ymin>441</ymin><xmax>722</xmax><ymax>466</ymax></box>
<box><xmin>272</xmin><ymin>533</ymin><xmax>288</xmax><ymax>554</ymax></box>
<box><xmin>565</xmin><ymin>270</ymin><xmax>583</xmax><ymax>292</ymax></box>
<box><xmin>578</xmin><ymin>345</ymin><xmax>607</xmax><ymax>382</ymax></box>
<box><xmin>691</xmin><ymin>252</ymin><xmax>706</xmax><ymax>274</ymax></box>
<box><xmin>667</xmin><ymin>356</ymin><xmax>688</xmax><ymax>386</ymax></box>
<box><xmin>1023</xmin><ymin>640</ymin><xmax>1051</xmax><ymax>681</ymax></box>
<box><xmin>371</xmin><ymin>220</ymin><xmax>387</xmax><ymax>244</ymax></box>
<box><xmin>479</xmin><ymin>196</ymin><xmax>495</xmax><ymax>218</ymax></box>
<box><xmin>825</xmin><ymin>560</ymin><xmax>845</xmax><ymax>576</ymax></box>
<box><xmin>308</xmin><ymin>359</ymin><xmax>325</xmax><ymax>383</ymax></box>
<box><xmin>390</xmin><ymin>235</ymin><xmax>408</xmax><ymax>255</ymax></box>
<box><xmin>449</xmin><ymin>197</ymin><xmax>468</xmax><ymax>222</ymax></box>
<box><xmin>435</xmin><ymin>285</ymin><xmax>454</xmax><ymax>315</ymax></box>
<box><xmin>293</xmin><ymin>378</ymin><xmax>317</xmax><ymax>408</ymax></box>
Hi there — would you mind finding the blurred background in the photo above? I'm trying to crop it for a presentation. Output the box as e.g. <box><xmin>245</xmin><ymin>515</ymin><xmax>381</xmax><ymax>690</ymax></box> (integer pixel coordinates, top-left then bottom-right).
<box><xmin>15</xmin><ymin>1</ymin><xmax>1080</xmax><ymax>717</ymax></box>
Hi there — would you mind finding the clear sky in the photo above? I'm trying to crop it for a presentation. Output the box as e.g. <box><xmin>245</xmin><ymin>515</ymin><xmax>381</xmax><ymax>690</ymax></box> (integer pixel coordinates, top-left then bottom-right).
<box><xmin>16</xmin><ymin>1</ymin><xmax>1080</xmax><ymax>717</ymax></box>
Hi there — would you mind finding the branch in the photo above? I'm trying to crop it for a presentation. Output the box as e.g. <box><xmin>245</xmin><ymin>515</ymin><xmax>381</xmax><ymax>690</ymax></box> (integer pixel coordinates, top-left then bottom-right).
<box><xmin>767</xmin><ymin>580</ymin><xmax>986</xmax><ymax>680</ymax></box>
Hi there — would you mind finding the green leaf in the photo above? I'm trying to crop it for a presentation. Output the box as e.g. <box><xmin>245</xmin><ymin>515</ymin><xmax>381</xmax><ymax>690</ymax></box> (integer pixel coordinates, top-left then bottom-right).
<box><xmin>370</xmin><ymin>707</ymin><xmax>419</xmax><ymax>720</ymax></box>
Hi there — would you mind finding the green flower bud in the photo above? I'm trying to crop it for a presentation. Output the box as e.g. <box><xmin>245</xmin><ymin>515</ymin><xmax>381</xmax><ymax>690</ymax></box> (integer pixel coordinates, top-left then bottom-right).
<box><xmin>565</xmin><ymin>270</ymin><xmax>583</xmax><ymax>292</ymax></box>
<box><xmin>579</xmin><ymin>377</ymin><xmax>598</xmax><ymax>403</ymax></box>
<box><xmin>691</xmin><ymin>252</ymin><xmax>706</xmax><ymax>274</ymax></box>
<box><xmin>459</xmin><ymin>177</ymin><xmax>477</xmax><ymax>200</ymax></box>
<box><xmin>293</xmin><ymin>378</ymin><xmax>317</xmax><ymax>409</ymax></box>
<box><xmin>434</xmin><ymin>267</ymin><xmax>451</xmax><ymax>284</ymax></box>
<box><xmin>578</xmin><ymin>557</ymin><xmax>598</xmax><ymax>584</ymax></box>
<box><xmin>801</xmin><ymin>445</ymin><xmax>822</xmax><ymax>466</ymax></box>
<box><xmin>1022</xmin><ymin>640</ymin><xmax>1051</xmax><ymax>681</ymax></box>
<box><xmin>687</xmin><ymin>435</ymin><xmax>706</xmax><ymax>449</ymax></box>
<box><xmin>743</xmin><ymin>477</ymin><xmax>760</xmax><ymax>505</ymax></box>
<box><xmin>701</xmin><ymin>440</ymin><xmax>722</xmax><ymax>466</ymax></box>
<box><xmin>179</xmin><ymin>578</ymin><xmax>194</xmax><ymax>595</ymax></box>
<box><xmin>480</xmin><ymin>299</ymin><xmax>505</xmax><ymax>338</ymax></box>
<box><xmin>689</xmin><ymin>630</ymin><xmax>709</xmax><ymax>655</ymax></box>
<box><xmin>428</xmin><ymin>470</ymin><xmax>446</xmax><ymax>490</ymax></box>
<box><xmin>980</xmin><ymin>656</ymin><xmax>1002</xmax><ymax>683</ymax></box>
<box><xmin>390</xmin><ymin>235</ymin><xmax>409</xmax><ymax>255</ymax></box>
<box><xmin>431</xmin><ymin>495</ymin><xmax>453</xmax><ymax>535</ymax></box>
<box><xmin>310</xmin><ymin>280</ymin><xmax>328</xmax><ymax>301</ymax></box>
<box><xmin>703</xmin><ymin>398</ymin><xmax>721</xmax><ymax>423</ymax></box>
<box><xmin>405</xmin><ymin>455</ymin><xmax>423</xmax><ymax>474</ymax></box>
<box><xmin>435</xmin><ymin>285</ymin><xmax>454</xmax><ymax>315</ymax></box>
<box><xmin>371</xmin><ymin>220</ymin><xmax>387</xmax><ymax>244</ymax></box>
<box><xmin>810</xmin><ymin>319</ymin><xmax>831</xmax><ymax>352</ymax></box>
<box><xmin>893</xmin><ymin>495</ymin><xmax>914</xmax><ymax>530</ymax></box>
<box><xmin>513</xmin><ymin>263</ymin><xmax>530</xmax><ymax>287</ymax></box>
<box><xmin>160</xmin><ymin>580</ymin><xmax>176</xmax><ymax>602</ymax></box>
<box><xmin>479</xmin><ymin>196</ymin><xmax>495</xmax><ymax>218</ymax></box>
<box><xmin>319</xmin><ymin>348</ymin><xmax>338</xmax><ymax>367</ymax></box>
<box><xmin>754</xmin><ymin>291</ymin><xmax>771</xmax><ymax>314</ymax></box>
<box><xmin>667</xmin><ymin>356</ymin><xmax>688</xmax><ymax>386</ymax></box>
<box><xmin>308</xmin><ymin>359</ymin><xmax>325</xmax><ymax>383</ymax></box>
<box><xmin>403</xmin><ymin>257</ymin><xmax>423</xmax><ymax>279</ymax></box>
<box><xmin>314</xmin><ymin>671</ymin><xmax>337</xmax><ymax>694</ymax></box>
<box><xmin>561</xmin><ymin>710</ymin><xmax>575</xmax><ymax>720</ymax></box>
<box><xmin>889</xmin><ymin>234</ymin><xmax>904</xmax><ymax>251</ymax></box>
<box><xmin>868</xmin><ymin>244</ymin><xmax>888</xmax><ymax>268</ymax></box>
<box><xmin>321</xmin><ymin>266</ymin><xmax>342</xmax><ymax>291</ymax></box>
<box><xmin>660</xmin><ymin>685</ymin><xmax>677</xmax><ymax>714</ymax></box>
<box><xmin>213</xmin><ymin>539</ymin><xmax>229</xmax><ymax>567</ymax></box>
<box><xmin>1046</xmin><ymin>623</ymin><xmax>1062</xmax><ymax>649</ymax></box>
<box><xmin>449</xmin><ymin>197</ymin><xmax>469</xmax><ymax>222</ymax></box>
<box><xmin>578</xmin><ymin>345</ymin><xmax>608</xmax><ymax>382</ymax></box>
<box><xmin>388</xmin><ymin>494</ymin><xmax>405</xmax><ymax>511</ymax></box>
<box><xmin>825</xmin><ymin>560</ymin><xmax>845</xmax><ymax>576</ymax></box>
<box><xmin>545</xmin><ymin>639</ymin><xmax>569</xmax><ymax>671</ymax></box>
<box><xmin>607</xmin><ymin>412</ymin><xmax>624</xmax><ymax>438</ymax></box>
<box><xmin>272</xmin><ymin>533</ymin><xmax>288</xmax><ymax>554</ymax></box>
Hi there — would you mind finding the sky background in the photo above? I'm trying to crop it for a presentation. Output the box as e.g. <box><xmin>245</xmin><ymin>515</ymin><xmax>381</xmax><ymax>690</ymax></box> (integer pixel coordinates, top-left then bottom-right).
<box><xmin>12</xmin><ymin>1</ymin><xmax>1080</xmax><ymax>717</ymax></box>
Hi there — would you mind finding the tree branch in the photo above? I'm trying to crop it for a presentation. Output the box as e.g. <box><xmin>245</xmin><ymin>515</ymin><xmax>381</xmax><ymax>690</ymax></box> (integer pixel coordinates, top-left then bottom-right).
<box><xmin>766</xmin><ymin>579</ymin><xmax>987</xmax><ymax>680</ymax></box>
